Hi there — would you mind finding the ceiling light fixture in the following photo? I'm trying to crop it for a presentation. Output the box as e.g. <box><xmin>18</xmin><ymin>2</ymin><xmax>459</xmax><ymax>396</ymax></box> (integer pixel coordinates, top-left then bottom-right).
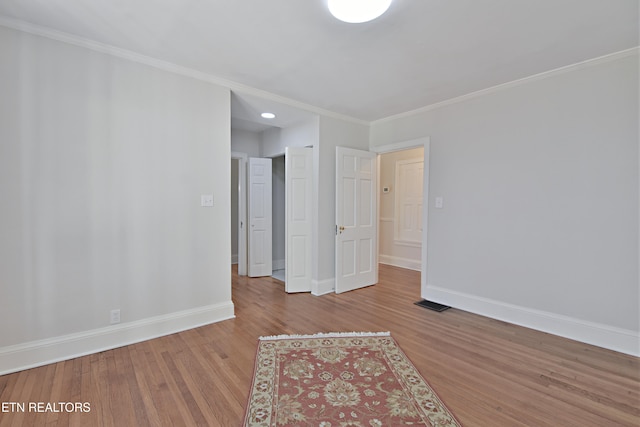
<box><xmin>261</xmin><ymin>112</ymin><xmax>276</xmax><ymax>119</ymax></box>
<box><xmin>328</xmin><ymin>0</ymin><xmax>392</xmax><ymax>23</ymax></box>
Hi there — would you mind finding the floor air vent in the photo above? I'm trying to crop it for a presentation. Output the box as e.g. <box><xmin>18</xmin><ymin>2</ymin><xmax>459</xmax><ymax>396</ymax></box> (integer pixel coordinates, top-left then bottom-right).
<box><xmin>414</xmin><ymin>300</ymin><xmax>451</xmax><ymax>312</ymax></box>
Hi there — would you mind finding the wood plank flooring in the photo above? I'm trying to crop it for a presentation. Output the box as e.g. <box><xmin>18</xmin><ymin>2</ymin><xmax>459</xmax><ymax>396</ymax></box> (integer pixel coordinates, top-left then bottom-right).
<box><xmin>1</xmin><ymin>265</ymin><xmax>638</xmax><ymax>426</ymax></box>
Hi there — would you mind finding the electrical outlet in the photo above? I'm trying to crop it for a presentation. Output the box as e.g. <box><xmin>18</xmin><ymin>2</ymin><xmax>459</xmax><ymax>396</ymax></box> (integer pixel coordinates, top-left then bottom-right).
<box><xmin>110</xmin><ymin>309</ymin><xmax>121</xmax><ymax>325</ymax></box>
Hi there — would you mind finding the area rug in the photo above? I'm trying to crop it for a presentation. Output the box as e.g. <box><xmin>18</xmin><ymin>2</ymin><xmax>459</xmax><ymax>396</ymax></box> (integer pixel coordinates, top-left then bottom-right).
<box><xmin>243</xmin><ymin>332</ymin><xmax>461</xmax><ymax>426</ymax></box>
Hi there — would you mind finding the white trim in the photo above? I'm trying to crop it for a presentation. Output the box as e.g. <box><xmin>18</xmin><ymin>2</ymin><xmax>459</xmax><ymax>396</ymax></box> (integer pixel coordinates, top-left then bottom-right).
<box><xmin>424</xmin><ymin>285</ymin><xmax>640</xmax><ymax>357</ymax></box>
<box><xmin>2</xmin><ymin>15</ymin><xmax>634</xmax><ymax>129</ymax></box>
<box><xmin>231</xmin><ymin>254</ymin><xmax>238</xmax><ymax>264</ymax></box>
<box><xmin>373</xmin><ymin>48</ymin><xmax>640</xmax><ymax>125</ymax></box>
<box><xmin>370</xmin><ymin>137</ymin><xmax>430</xmax><ymax>154</ymax></box>
<box><xmin>421</xmin><ymin>144</ymin><xmax>430</xmax><ymax>297</ymax></box>
<box><xmin>0</xmin><ymin>302</ymin><xmax>235</xmax><ymax>375</ymax></box>
<box><xmin>259</xmin><ymin>331</ymin><xmax>390</xmax><ymax>341</ymax></box>
<box><xmin>0</xmin><ymin>16</ymin><xmax>367</xmax><ymax>127</ymax></box>
<box><xmin>312</xmin><ymin>278</ymin><xmax>335</xmax><ymax>296</ymax></box>
<box><xmin>394</xmin><ymin>240</ymin><xmax>421</xmax><ymax>248</ymax></box>
<box><xmin>372</xmin><ymin>137</ymin><xmax>431</xmax><ymax>299</ymax></box>
<box><xmin>376</xmin><ymin>154</ymin><xmax>382</xmax><ymax>289</ymax></box>
<box><xmin>380</xmin><ymin>219</ymin><xmax>421</xmax><ymax>247</ymax></box>
<box><xmin>379</xmin><ymin>255</ymin><xmax>421</xmax><ymax>271</ymax></box>
<box><xmin>231</xmin><ymin>152</ymin><xmax>248</xmax><ymax>276</ymax></box>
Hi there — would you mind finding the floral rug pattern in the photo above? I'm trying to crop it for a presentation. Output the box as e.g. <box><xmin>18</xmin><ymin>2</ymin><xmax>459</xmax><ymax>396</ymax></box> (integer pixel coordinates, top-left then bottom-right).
<box><xmin>243</xmin><ymin>332</ymin><xmax>460</xmax><ymax>426</ymax></box>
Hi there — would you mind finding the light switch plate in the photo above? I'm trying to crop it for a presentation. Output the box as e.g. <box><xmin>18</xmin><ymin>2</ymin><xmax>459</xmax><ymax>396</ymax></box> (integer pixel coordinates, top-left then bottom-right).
<box><xmin>201</xmin><ymin>194</ymin><xmax>214</xmax><ymax>207</ymax></box>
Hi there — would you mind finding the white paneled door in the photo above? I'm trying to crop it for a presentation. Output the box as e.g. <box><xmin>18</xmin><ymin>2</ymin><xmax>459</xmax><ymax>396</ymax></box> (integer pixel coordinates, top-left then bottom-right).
<box><xmin>285</xmin><ymin>147</ymin><xmax>313</xmax><ymax>293</ymax></box>
<box><xmin>248</xmin><ymin>157</ymin><xmax>272</xmax><ymax>277</ymax></box>
<box><xmin>335</xmin><ymin>147</ymin><xmax>377</xmax><ymax>293</ymax></box>
<box><xmin>395</xmin><ymin>159</ymin><xmax>424</xmax><ymax>244</ymax></box>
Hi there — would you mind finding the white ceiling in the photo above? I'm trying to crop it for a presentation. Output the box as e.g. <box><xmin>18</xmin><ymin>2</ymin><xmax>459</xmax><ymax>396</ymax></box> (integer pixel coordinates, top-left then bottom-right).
<box><xmin>0</xmin><ymin>0</ymin><xmax>637</xmax><ymax>129</ymax></box>
<box><xmin>231</xmin><ymin>92</ymin><xmax>318</xmax><ymax>132</ymax></box>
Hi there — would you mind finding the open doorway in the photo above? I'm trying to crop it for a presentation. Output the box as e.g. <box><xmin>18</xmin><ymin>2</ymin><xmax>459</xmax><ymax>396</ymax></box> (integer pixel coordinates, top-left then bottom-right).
<box><xmin>373</xmin><ymin>137</ymin><xmax>430</xmax><ymax>294</ymax></box>
<box><xmin>271</xmin><ymin>155</ymin><xmax>285</xmax><ymax>282</ymax></box>
<box><xmin>230</xmin><ymin>91</ymin><xmax>317</xmax><ymax>293</ymax></box>
<box><xmin>246</xmin><ymin>148</ymin><xmax>314</xmax><ymax>292</ymax></box>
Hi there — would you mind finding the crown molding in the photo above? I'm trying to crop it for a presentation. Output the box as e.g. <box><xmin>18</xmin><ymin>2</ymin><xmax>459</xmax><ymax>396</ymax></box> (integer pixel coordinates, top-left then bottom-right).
<box><xmin>373</xmin><ymin>47</ymin><xmax>640</xmax><ymax>125</ymax></box>
<box><xmin>1</xmin><ymin>15</ymin><xmax>635</xmax><ymax>129</ymax></box>
<box><xmin>0</xmin><ymin>15</ymin><xmax>368</xmax><ymax>127</ymax></box>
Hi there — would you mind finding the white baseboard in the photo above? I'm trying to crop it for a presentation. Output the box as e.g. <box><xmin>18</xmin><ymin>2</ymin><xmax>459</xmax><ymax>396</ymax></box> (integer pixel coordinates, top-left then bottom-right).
<box><xmin>272</xmin><ymin>259</ymin><xmax>285</xmax><ymax>271</ymax></box>
<box><xmin>232</xmin><ymin>254</ymin><xmax>238</xmax><ymax>264</ymax></box>
<box><xmin>379</xmin><ymin>255</ymin><xmax>421</xmax><ymax>271</ymax></box>
<box><xmin>424</xmin><ymin>285</ymin><xmax>639</xmax><ymax>357</ymax></box>
<box><xmin>312</xmin><ymin>278</ymin><xmax>335</xmax><ymax>296</ymax></box>
<box><xmin>0</xmin><ymin>301</ymin><xmax>235</xmax><ymax>375</ymax></box>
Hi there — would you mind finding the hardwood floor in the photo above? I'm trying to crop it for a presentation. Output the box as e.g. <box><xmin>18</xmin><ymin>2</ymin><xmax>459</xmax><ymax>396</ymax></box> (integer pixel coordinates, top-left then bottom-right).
<box><xmin>1</xmin><ymin>264</ymin><xmax>638</xmax><ymax>426</ymax></box>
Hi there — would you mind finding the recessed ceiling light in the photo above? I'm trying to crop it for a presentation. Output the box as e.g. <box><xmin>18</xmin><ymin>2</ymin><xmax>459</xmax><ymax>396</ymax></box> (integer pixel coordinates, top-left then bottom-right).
<box><xmin>261</xmin><ymin>112</ymin><xmax>276</xmax><ymax>119</ymax></box>
<box><xmin>328</xmin><ymin>0</ymin><xmax>392</xmax><ymax>24</ymax></box>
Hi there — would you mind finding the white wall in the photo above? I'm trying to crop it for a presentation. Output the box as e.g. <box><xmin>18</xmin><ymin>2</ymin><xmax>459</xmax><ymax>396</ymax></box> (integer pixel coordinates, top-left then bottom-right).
<box><xmin>379</xmin><ymin>148</ymin><xmax>424</xmax><ymax>270</ymax></box>
<box><xmin>370</xmin><ymin>52</ymin><xmax>639</xmax><ymax>355</ymax></box>
<box><xmin>262</xmin><ymin>118</ymin><xmax>319</xmax><ymax>158</ymax></box>
<box><xmin>231</xmin><ymin>128</ymin><xmax>261</xmax><ymax>158</ymax></box>
<box><xmin>314</xmin><ymin>116</ymin><xmax>370</xmax><ymax>294</ymax></box>
<box><xmin>262</xmin><ymin>127</ymin><xmax>282</xmax><ymax>157</ymax></box>
<box><xmin>0</xmin><ymin>26</ymin><xmax>234</xmax><ymax>373</ymax></box>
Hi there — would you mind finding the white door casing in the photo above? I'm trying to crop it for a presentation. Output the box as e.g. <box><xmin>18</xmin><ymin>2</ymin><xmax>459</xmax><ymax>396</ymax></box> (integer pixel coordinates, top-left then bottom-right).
<box><xmin>285</xmin><ymin>147</ymin><xmax>313</xmax><ymax>292</ymax></box>
<box><xmin>231</xmin><ymin>152</ymin><xmax>248</xmax><ymax>276</ymax></box>
<box><xmin>370</xmin><ymin>136</ymin><xmax>431</xmax><ymax>297</ymax></box>
<box><xmin>335</xmin><ymin>147</ymin><xmax>377</xmax><ymax>294</ymax></box>
<box><xmin>248</xmin><ymin>157</ymin><xmax>272</xmax><ymax>277</ymax></box>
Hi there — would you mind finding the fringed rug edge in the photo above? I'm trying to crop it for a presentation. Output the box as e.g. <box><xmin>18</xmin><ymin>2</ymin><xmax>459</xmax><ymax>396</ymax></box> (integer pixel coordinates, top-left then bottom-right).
<box><xmin>258</xmin><ymin>331</ymin><xmax>391</xmax><ymax>341</ymax></box>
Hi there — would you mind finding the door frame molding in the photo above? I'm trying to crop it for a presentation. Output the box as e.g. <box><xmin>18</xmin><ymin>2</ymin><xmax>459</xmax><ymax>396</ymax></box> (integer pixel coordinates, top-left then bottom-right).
<box><xmin>231</xmin><ymin>151</ymin><xmax>248</xmax><ymax>276</ymax></box>
<box><xmin>370</xmin><ymin>137</ymin><xmax>431</xmax><ymax>297</ymax></box>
